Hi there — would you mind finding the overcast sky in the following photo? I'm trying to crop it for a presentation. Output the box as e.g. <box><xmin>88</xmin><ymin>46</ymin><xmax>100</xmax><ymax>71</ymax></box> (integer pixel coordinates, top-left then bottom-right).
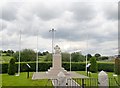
<box><xmin>0</xmin><ymin>0</ymin><xmax>119</xmax><ymax>56</ymax></box>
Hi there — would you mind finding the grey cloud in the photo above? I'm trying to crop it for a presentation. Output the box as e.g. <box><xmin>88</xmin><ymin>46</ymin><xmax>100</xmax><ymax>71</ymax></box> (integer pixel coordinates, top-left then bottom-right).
<box><xmin>1</xmin><ymin>1</ymin><xmax>118</xmax><ymax>55</ymax></box>
<box><xmin>69</xmin><ymin>2</ymin><xmax>96</xmax><ymax>22</ymax></box>
<box><xmin>102</xmin><ymin>3</ymin><xmax>118</xmax><ymax>20</ymax></box>
<box><xmin>0</xmin><ymin>2</ymin><xmax>19</xmax><ymax>21</ymax></box>
<box><xmin>31</xmin><ymin>2</ymin><xmax>65</xmax><ymax>21</ymax></box>
<box><xmin>0</xmin><ymin>20</ymin><xmax>7</xmax><ymax>30</ymax></box>
<box><xmin>41</xmin><ymin>23</ymin><xmax>117</xmax><ymax>45</ymax></box>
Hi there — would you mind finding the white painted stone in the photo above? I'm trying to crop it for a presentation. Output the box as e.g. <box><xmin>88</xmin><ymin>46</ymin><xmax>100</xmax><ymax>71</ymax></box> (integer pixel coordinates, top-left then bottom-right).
<box><xmin>98</xmin><ymin>70</ymin><xmax>109</xmax><ymax>88</ymax></box>
<box><xmin>57</xmin><ymin>71</ymin><xmax>67</xmax><ymax>86</ymax></box>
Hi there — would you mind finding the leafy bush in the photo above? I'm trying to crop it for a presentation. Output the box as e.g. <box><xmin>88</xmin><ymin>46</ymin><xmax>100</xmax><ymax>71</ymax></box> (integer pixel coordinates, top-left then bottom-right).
<box><xmin>90</xmin><ymin>57</ymin><xmax>98</xmax><ymax>73</ymax></box>
<box><xmin>8</xmin><ymin>58</ymin><xmax>16</xmax><ymax>75</ymax></box>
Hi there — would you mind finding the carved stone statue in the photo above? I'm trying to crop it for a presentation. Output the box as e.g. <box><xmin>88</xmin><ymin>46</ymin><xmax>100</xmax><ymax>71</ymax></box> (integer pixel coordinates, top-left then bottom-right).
<box><xmin>54</xmin><ymin>45</ymin><xmax>61</xmax><ymax>54</ymax></box>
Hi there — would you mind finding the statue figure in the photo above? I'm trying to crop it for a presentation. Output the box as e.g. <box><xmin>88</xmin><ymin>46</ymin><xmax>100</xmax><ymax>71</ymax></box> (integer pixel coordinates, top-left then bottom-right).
<box><xmin>54</xmin><ymin>45</ymin><xmax>61</xmax><ymax>54</ymax></box>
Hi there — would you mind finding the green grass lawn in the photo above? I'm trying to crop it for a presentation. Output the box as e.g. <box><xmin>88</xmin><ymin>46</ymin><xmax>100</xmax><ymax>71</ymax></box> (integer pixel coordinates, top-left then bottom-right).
<box><xmin>1</xmin><ymin>71</ymin><xmax>119</xmax><ymax>87</ymax></box>
<box><xmin>76</xmin><ymin>71</ymin><xmax>115</xmax><ymax>78</ymax></box>
<box><xmin>1</xmin><ymin>72</ymin><xmax>52</xmax><ymax>86</ymax></box>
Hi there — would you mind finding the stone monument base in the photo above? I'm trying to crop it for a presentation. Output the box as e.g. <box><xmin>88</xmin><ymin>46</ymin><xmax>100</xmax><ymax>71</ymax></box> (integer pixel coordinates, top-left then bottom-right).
<box><xmin>46</xmin><ymin>67</ymin><xmax>69</xmax><ymax>76</ymax></box>
<box><xmin>32</xmin><ymin>71</ymin><xmax>88</xmax><ymax>80</ymax></box>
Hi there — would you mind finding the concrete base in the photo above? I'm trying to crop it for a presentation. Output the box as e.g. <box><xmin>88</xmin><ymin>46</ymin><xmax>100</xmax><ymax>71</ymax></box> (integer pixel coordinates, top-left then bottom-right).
<box><xmin>32</xmin><ymin>72</ymin><xmax>88</xmax><ymax>80</ymax></box>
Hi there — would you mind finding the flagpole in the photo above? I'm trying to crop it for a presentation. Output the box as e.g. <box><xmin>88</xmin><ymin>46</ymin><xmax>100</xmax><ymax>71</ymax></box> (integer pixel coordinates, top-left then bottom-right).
<box><xmin>69</xmin><ymin>33</ymin><xmax>71</xmax><ymax>72</ymax></box>
<box><xmin>49</xmin><ymin>28</ymin><xmax>56</xmax><ymax>54</ymax></box>
<box><xmin>36</xmin><ymin>31</ymin><xmax>38</xmax><ymax>72</ymax></box>
<box><xmin>86</xmin><ymin>34</ymin><xmax>88</xmax><ymax>72</ymax></box>
<box><xmin>16</xmin><ymin>29</ymin><xmax>21</xmax><ymax>76</ymax></box>
<box><xmin>70</xmin><ymin>52</ymin><xmax>71</xmax><ymax>72</ymax></box>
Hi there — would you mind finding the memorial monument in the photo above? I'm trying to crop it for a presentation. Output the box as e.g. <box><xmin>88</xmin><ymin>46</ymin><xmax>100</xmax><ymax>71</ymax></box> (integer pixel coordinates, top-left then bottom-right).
<box><xmin>32</xmin><ymin>45</ymin><xmax>88</xmax><ymax>80</ymax></box>
<box><xmin>46</xmin><ymin>45</ymin><xmax>68</xmax><ymax>76</ymax></box>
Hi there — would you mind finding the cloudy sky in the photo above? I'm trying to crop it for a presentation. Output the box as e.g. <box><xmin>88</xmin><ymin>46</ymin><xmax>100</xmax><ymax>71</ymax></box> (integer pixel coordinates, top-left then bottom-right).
<box><xmin>0</xmin><ymin>0</ymin><xmax>119</xmax><ymax>56</ymax></box>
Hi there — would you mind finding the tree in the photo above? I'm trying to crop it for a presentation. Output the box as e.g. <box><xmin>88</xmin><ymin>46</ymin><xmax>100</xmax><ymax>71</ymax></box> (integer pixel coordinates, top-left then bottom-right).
<box><xmin>62</xmin><ymin>52</ymin><xmax>70</xmax><ymax>62</ymax></box>
<box><xmin>3</xmin><ymin>50</ymin><xmax>7</xmax><ymax>53</ymax></box>
<box><xmin>44</xmin><ymin>53</ymin><xmax>52</xmax><ymax>61</ymax></box>
<box><xmin>99</xmin><ymin>56</ymin><xmax>108</xmax><ymax>60</ymax></box>
<box><xmin>13</xmin><ymin>49</ymin><xmax>36</xmax><ymax>62</ymax></box>
<box><xmin>38</xmin><ymin>51</ymin><xmax>43</xmax><ymax>56</ymax></box>
<box><xmin>90</xmin><ymin>57</ymin><xmax>98</xmax><ymax>73</ymax></box>
<box><xmin>8</xmin><ymin>58</ymin><xmax>16</xmax><ymax>75</ymax></box>
<box><xmin>86</xmin><ymin>54</ymin><xmax>92</xmax><ymax>61</ymax></box>
<box><xmin>42</xmin><ymin>51</ymin><xmax>49</xmax><ymax>56</ymax></box>
<box><xmin>6</xmin><ymin>50</ymin><xmax>14</xmax><ymax>56</ymax></box>
<box><xmin>71</xmin><ymin>52</ymin><xmax>85</xmax><ymax>62</ymax></box>
<box><xmin>94</xmin><ymin>53</ymin><xmax>101</xmax><ymax>60</ymax></box>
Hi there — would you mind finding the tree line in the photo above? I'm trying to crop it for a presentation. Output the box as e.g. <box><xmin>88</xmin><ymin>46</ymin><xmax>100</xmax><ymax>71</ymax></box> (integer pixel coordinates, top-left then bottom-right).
<box><xmin>1</xmin><ymin>49</ymin><xmax>109</xmax><ymax>62</ymax></box>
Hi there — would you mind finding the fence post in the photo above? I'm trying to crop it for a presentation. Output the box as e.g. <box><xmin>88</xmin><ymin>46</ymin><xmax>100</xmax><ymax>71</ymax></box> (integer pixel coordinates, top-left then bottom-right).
<box><xmin>82</xmin><ymin>79</ymin><xmax>85</xmax><ymax>88</ymax></box>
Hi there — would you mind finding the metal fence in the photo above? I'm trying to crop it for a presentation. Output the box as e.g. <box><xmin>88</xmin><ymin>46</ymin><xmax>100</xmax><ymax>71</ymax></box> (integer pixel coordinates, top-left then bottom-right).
<box><xmin>44</xmin><ymin>78</ymin><xmax>120</xmax><ymax>88</ymax></box>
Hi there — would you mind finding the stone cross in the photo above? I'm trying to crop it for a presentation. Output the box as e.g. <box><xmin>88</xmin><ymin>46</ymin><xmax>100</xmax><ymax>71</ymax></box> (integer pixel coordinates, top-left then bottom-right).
<box><xmin>98</xmin><ymin>70</ymin><xmax>108</xmax><ymax>88</ymax></box>
<box><xmin>54</xmin><ymin>45</ymin><xmax>61</xmax><ymax>54</ymax></box>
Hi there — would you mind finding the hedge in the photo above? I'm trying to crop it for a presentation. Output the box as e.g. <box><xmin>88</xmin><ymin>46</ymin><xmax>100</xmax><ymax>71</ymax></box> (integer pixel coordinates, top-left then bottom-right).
<box><xmin>1</xmin><ymin>62</ymin><xmax>114</xmax><ymax>73</ymax></box>
<box><xmin>115</xmin><ymin>59</ymin><xmax>120</xmax><ymax>75</ymax></box>
<box><xmin>98</xmin><ymin>63</ymin><xmax>114</xmax><ymax>72</ymax></box>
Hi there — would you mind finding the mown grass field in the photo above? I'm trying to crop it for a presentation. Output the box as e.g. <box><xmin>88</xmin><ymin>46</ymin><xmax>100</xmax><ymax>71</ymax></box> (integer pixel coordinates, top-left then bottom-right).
<box><xmin>1</xmin><ymin>71</ymin><xmax>119</xmax><ymax>87</ymax></box>
<box><xmin>1</xmin><ymin>72</ymin><xmax>52</xmax><ymax>86</ymax></box>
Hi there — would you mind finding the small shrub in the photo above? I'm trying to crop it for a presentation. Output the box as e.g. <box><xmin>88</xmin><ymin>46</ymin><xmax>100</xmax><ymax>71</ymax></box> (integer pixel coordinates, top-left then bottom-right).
<box><xmin>8</xmin><ymin>58</ymin><xmax>16</xmax><ymax>75</ymax></box>
<box><xmin>90</xmin><ymin>57</ymin><xmax>98</xmax><ymax>73</ymax></box>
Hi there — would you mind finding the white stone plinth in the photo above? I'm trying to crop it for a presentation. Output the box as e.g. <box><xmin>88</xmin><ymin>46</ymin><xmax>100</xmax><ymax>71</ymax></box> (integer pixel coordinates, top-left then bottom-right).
<box><xmin>53</xmin><ymin>54</ymin><xmax>61</xmax><ymax>68</ymax></box>
<box><xmin>98</xmin><ymin>70</ymin><xmax>108</xmax><ymax>88</ymax></box>
<box><xmin>57</xmin><ymin>71</ymin><xmax>67</xmax><ymax>86</ymax></box>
